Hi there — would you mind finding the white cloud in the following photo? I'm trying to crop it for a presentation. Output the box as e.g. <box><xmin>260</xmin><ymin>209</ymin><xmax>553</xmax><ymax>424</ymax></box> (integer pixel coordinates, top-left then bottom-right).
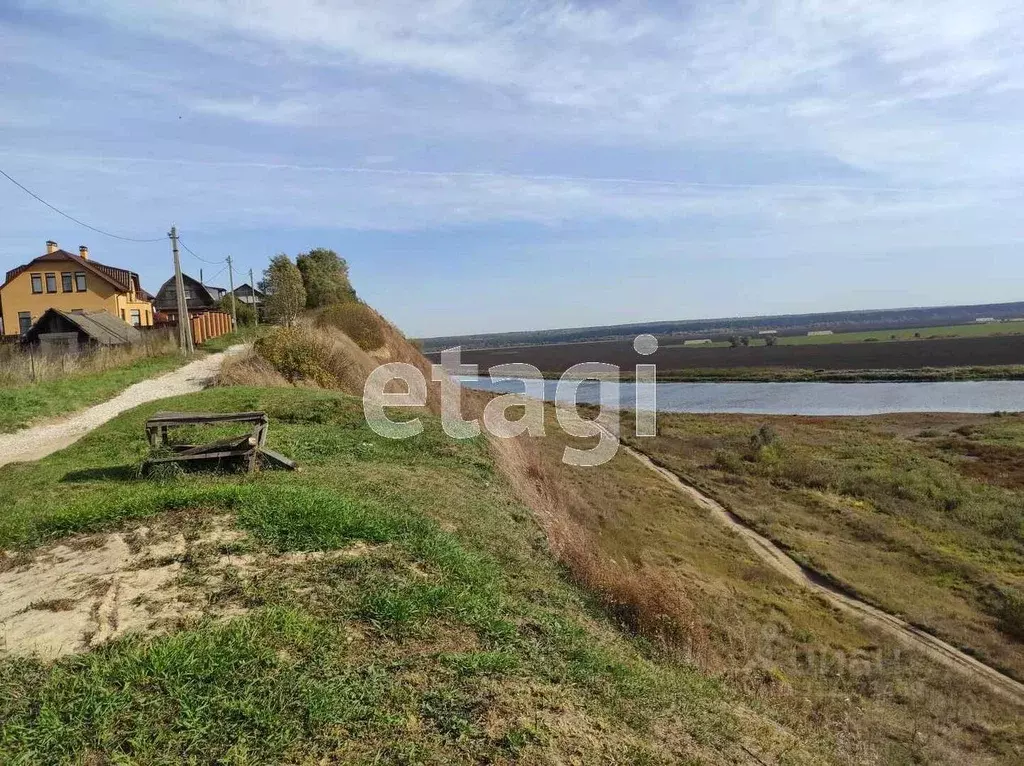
<box><xmin>4</xmin><ymin>1</ymin><xmax>1024</xmax><ymax>233</ymax></box>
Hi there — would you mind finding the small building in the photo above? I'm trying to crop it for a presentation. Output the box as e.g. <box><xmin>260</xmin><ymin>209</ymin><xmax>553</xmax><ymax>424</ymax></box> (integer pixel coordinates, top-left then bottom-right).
<box><xmin>807</xmin><ymin>330</ymin><xmax>834</xmax><ymax>337</ymax></box>
<box><xmin>231</xmin><ymin>282</ymin><xmax>265</xmax><ymax>308</ymax></box>
<box><xmin>0</xmin><ymin>240</ymin><xmax>154</xmax><ymax>336</ymax></box>
<box><xmin>975</xmin><ymin>317</ymin><xmax>996</xmax><ymax>323</ymax></box>
<box><xmin>758</xmin><ymin>329</ymin><xmax>778</xmax><ymax>335</ymax></box>
<box><xmin>683</xmin><ymin>338</ymin><xmax>713</xmax><ymax>346</ymax></box>
<box><xmin>22</xmin><ymin>308</ymin><xmax>142</xmax><ymax>351</ymax></box>
<box><xmin>153</xmin><ymin>273</ymin><xmax>226</xmax><ymax>319</ymax></box>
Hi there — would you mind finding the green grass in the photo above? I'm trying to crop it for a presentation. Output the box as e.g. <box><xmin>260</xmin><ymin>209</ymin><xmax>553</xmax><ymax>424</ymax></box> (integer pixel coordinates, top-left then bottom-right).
<box><xmin>0</xmin><ymin>353</ymin><xmax>186</xmax><ymax>433</ymax></box>
<box><xmin>0</xmin><ymin>387</ymin><xmax>731</xmax><ymax>765</ymax></box>
<box><xmin>0</xmin><ymin>331</ymin><xmax>252</xmax><ymax>433</ymax></box>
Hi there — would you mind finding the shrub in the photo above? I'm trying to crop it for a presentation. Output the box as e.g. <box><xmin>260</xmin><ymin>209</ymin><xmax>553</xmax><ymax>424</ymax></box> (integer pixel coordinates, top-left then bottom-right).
<box><xmin>316</xmin><ymin>303</ymin><xmax>384</xmax><ymax>351</ymax></box>
<box><xmin>218</xmin><ymin>296</ymin><xmax>257</xmax><ymax>327</ymax></box>
<box><xmin>253</xmin><ymin>327</ymin><xmax>338</xmax><ymax>387</ymax></box>
<box><xmin>994</xmin><ymin>588</ymin><xmax>1024</xmax><ymax>641</ymax></box>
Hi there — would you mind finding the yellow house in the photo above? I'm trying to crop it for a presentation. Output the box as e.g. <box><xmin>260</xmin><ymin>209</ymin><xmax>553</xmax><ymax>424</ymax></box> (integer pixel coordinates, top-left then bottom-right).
<box><xmin>0</xmin><ymin>241</ymin><xmax>155</xmax><ymax>337</ymax></box>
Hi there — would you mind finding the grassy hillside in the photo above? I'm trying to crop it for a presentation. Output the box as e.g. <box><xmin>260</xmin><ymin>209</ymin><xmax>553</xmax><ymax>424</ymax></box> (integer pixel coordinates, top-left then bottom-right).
<box><xmin>0</xmin><ymin>387</ymin><xmax>739</xmax><ymax>765</ymax></box>
<box><xmin>624</xmin><ymin>411</ymin><xmax>1024</xmax><ymax>680</ymax></box>
<box><xmin>3</xmin><ymin>311</ymin><xmax>1023</xmax><ymax>763</ymax></box>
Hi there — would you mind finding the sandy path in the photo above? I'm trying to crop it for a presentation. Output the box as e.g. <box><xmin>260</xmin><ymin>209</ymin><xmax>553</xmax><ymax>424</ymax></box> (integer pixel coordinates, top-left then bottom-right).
<box><xmin>0</xmin><ymin>345</ymin><xmax>247</xmax><ymax>468</ymax></box>
<box><xmin>619</xmin><ymin>441</ymin><xmax>1024</xmax><ymax>705</ymax></box>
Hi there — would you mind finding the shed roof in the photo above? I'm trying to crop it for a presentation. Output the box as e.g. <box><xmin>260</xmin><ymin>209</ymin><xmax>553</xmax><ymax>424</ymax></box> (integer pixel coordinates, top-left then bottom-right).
<box><xmin>23</xmin><ymin>308</ymin><xmax>142</xmax><ymax>346</ymax></box>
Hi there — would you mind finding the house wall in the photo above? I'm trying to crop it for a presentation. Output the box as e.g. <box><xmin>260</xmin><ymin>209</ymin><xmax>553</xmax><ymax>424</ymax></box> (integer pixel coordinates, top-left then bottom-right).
<box><xmin>0</xmin><ymin>255</ymin><xmax>153</xmax><ymax>335</ymax></box>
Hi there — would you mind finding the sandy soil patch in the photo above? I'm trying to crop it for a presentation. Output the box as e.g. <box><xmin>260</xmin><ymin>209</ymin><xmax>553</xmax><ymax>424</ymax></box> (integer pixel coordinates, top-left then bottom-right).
<box><xmin>0</xmin><ymin>516</ymin><xmax>368</xmax><ymax>660</ymax></box>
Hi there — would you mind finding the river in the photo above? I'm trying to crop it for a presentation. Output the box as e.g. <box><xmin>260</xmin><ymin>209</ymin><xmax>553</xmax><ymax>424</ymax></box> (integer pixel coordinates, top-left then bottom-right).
<box><xmin>458</xmin><ymin>378</ymin><xmax>1024</xmax><ymax>416</ymax></box>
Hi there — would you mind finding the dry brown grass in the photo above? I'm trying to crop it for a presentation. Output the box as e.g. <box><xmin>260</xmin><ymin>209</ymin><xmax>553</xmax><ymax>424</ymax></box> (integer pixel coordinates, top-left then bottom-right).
<box><xmin>315</xmin><ymin>302</ymin><xmax>385</xmax><ymax>351</ymax></box>
<box><xmin>0</xmin><ymin>329</ymin><xmax>178</xmax><ymax>386</ymax></box>
<box><xmin>488</xmin><ymin>404</ymin><xmax>1024</xmax><ymax>763</ymax></box>
<box><xmin>489</xmin><ymin>428</ymin><xmax>709</xmax><ymax>661</ymax></box>
<box><xmin>215</xmin><ymin>350</ymin><xmax>290</xmax><ymax>388</ymax></box>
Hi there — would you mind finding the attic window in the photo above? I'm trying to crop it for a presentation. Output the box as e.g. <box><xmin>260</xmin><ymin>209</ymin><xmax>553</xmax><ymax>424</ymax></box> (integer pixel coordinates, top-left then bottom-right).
<box><xmin>75</xmin><ymin>272</ymin><xmax>87</xmax><ymax>291</ymax></box>
<box><xmin>62</xmin><ymin>272</ymin><xmax>73</xmax><ymax>292</ymax></box>
<box><xmin>45</xmin><ymin>273</ymin><xmax>57</xmax><ymax>293</ymax></box>
<box><xmin>30</xmin><ymin>273</ymin><xmax>43</xmax><ymax>293</ymax></box>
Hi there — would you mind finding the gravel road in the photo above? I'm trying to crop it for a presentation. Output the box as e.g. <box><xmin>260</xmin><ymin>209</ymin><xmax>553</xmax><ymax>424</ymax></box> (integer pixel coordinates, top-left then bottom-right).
<box><xmin>0</xmin><ymin>345</ymin><xmax>247</xmax><ymax>468</ymax></box>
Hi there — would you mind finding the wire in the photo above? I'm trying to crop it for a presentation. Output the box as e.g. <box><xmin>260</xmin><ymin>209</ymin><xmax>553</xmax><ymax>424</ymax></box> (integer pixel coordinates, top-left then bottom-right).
<box><xmin>205</xmin><ymin>263</ymin><xmax>229</xmax><ymax>284</ymax></box>
<box><xmin>0</xmin><ymin>167</ymin><xmax>166</xmax><ymax>243</ymax></box>
<box><xmin>177</xmin><ymin>237</ymin><xmax>225</xmax><ymax>265</ymax></box>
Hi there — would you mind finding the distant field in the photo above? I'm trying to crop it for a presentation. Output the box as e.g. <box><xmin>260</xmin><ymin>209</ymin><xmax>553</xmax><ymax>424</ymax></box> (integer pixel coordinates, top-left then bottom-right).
<box><xmin>445</xmin><ymin>333</ymin><xmax>1024</xmax><ymax>379</ymax></box>
<box><xmin>778</xmin><ymin>322</ymin><xmax>1024</xmax><ymax>346</ymax></box>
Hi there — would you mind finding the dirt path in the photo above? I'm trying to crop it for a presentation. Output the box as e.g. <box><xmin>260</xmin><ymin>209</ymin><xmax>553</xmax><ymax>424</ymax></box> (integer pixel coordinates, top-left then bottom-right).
<box><xmin>0</xmin><ymin>345</ymin><xmax>247</xmax><ymax>468</ymax></box>
<box><xmin>620</xmin><ymin>442</ymin><xmax>1024</xmax><ymax>705</ymax></box>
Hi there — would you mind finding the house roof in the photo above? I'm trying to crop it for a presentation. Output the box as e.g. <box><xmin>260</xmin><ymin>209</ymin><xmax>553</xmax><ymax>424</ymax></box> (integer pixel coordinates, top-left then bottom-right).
<box><xmin>233</xmin><ymin>282</ymin><xmax>265</xmax><ymax>297</ymax></box>
<box><xmin>2</xmin><ymin>249</ymin><xmax>150</xmax><ymax>298</ymax></box>
<box><xmin>23</xmin><ymin>308</ymin><xmax>142</xmax><ymax>346</ymax></box>
<box><xmin>153</xmin><ymin>273</ymin><xmax>222</xmax><ymax>310</ymax></box>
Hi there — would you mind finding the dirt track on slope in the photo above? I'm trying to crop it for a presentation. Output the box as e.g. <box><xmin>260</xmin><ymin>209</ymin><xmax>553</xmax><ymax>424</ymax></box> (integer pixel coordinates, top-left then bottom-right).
<box><xmin>0</xmin><ymin>345</ymin><xmax>246</xmax><ymax>468</ymax></box>
<box><xmin>620</xmin><ymin>442</ymin><xmax>1024</xmax><ymax>705</ymax></box>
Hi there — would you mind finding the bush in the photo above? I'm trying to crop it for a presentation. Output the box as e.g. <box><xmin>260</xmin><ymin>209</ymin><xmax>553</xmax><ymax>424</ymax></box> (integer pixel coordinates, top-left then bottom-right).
<box><xmin>316</xmin><ymin>303</ymin><xmax>384</xmax><ymax>351</ymax></box>
<box><xmin>217</xmin><ymin>296</ymin><xmax>256</xmax><ymax>327</ymax></box>
<box><xmin>253</xmin><ymin>327</ymin><xmax>338</xmax><ymax>387</ymax></box>
<box><xmin>995</xmin><ymin>588</ymin><xmax>1024</xmax><ymax>641</ymax></box>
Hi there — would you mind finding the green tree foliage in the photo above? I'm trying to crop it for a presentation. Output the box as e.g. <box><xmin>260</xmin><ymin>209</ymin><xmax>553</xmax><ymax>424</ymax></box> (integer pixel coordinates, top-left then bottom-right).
<box><xmin>263</xmin><ymin>255</ymin><xmax>306</xmax><ymax>327</ymax></box>
<box><xmin>296</xmin><ymin>248</ymin><xmax>356</xmax><ymax>308</ymax></box>
<box><xmin>217</xmin><ymin>295</ymin><xmax>256</xmax><ymax>327</ymax></box>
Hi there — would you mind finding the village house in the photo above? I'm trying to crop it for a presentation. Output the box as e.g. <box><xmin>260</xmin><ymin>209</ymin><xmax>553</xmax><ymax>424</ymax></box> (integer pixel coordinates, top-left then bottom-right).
<box><xmin>152</xmin><ymin>273</ymin><xmax>226</xmax><ymax>320</ymax></box>
<box><xmin>230</xmin><ymin>282</ymin><xmax>265</xmax><ymax>311</ymax></box>
<box><xmin>0</xmin><ymin>241</ymin><xmax>154</xmax><ymax>337</ymax></box>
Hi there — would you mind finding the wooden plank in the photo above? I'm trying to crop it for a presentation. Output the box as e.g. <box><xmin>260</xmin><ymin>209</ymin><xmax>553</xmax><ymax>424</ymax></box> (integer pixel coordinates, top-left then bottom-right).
<box><xmin>145</xmin><ymin>449</ymin><xmax>254</xmax><ymax>465</ymax></box>
<box><xmin>259</xmin><ymin>447</ymin><xmax>298</xmax><ymax>470</ymax></box>
<box><xmin>147</xmin><ymin>411</ymin><xmax>268</xmax><ymax>426</ymax></box>
<box><xmin>172</xmin><ymin>435</ymin><xmax>256</xmax><ymax>458</ymax></box>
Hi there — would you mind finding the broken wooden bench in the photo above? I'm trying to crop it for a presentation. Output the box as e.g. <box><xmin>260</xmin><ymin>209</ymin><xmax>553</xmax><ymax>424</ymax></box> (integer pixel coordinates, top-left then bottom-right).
<box><xmin>144</xmin><ymin>410</ymin><xmax>297</xmax><ymax>473</ymax></box>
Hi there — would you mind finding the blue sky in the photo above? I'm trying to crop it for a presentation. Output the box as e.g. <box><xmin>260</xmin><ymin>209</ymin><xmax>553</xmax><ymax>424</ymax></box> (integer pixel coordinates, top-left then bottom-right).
<box><xmin>1</xmin><ymin>1</ymin><xmax>1023</xmax><ymax>337</ymax></box>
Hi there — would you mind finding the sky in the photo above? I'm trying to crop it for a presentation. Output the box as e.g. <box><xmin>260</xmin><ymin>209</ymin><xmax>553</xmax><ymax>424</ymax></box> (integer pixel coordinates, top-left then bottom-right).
<box><xmin>1</xmin><ymin>1</ymin><xmax>1023</xmax><ymax>337</ymax></box>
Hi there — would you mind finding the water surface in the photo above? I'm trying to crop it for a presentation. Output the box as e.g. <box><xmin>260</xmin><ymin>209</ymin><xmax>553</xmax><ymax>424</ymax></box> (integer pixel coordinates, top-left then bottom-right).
<box><xmin>459</xmin><ymin>378</ymin><xmax>1024</xmax><ymax>415</ymax></box>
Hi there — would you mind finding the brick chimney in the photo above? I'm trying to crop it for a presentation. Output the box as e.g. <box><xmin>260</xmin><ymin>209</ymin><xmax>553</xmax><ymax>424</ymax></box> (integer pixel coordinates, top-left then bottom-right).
<box><xmin>46</xmin><ymin>240</ymin><xmax>58</xmax><ymax>254</ymax></box>
<box><xmin>79</xmin><ymin>245</ymin><xmax>89</xmax><ymax>260</ymax></box>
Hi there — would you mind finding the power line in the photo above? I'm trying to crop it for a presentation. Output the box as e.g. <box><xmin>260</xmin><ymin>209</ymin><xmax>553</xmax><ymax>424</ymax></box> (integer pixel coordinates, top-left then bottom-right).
<box><xmin>0</xmin><ymin>167</ymin><xmax>165</xmax><ymax>243</ymax></box>
<box><xmin>177</xmin><ymin>237</ymin><xmax>225</xmax><ymax>265</ymax></box>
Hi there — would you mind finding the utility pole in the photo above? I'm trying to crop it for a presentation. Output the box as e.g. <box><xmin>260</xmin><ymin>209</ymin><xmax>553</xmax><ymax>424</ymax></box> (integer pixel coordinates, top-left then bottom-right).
<box><xmin>226</xmin><ymin>255</ymin><xmax>238</xmax><ymax>330</ymax></box>
<box><xmin>249</xmin><ymin>268</ymin><xmax>258</xmax><ymax>326</ymax></box>
<box><xmin>169</xmin><ymin>226</ymin><xmax>193</xmax><ymax>354</ymax></box>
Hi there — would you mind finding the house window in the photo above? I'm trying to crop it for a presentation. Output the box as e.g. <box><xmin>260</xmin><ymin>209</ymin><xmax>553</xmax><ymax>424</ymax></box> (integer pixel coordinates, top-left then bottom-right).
<box><xmin>130</xmin><ymin>309</ymin><xmax>141</xmax><ymax>326</ymax></box>
<box><xmin>45</xmin><ymin>273</ymin><xmax>57</xmax><ymax>293</ymax></box>
<box><xmin>18</xmin><ymin>312</ymin><xmax>32</xmax><ymax>335</ymax></box>
<box><xmin>30</xmin><ymin>274</ymin><xmax>43</xmax><ymax>293</ymax></box>
<box><xmin>62</xmin><ymin>272</ymin><xmax>73</xmax><ymax>292</ymax></box>
<box><xmin>75</xmin><ymin>272</ymin><xmax>87</xmax><ymax>291</ymax></box>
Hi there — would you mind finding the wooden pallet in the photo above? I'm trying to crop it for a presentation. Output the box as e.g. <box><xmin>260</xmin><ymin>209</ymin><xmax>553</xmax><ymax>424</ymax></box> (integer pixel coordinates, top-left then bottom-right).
<box><xmin>144</xmin><ymin>410</ymin><xmax>297</xmax><ymax>473</ymax></box>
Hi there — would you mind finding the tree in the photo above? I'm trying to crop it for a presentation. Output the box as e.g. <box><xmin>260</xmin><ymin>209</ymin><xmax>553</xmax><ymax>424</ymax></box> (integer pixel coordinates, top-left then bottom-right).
<box><xmin>764</xmin><ymin>334</ymin><xmax>777</xmax><ymax>347</ymax></box>
<box><xmin>218</xmin><ymin>295</ymin><xmax>256</xmax><ymax>327</ymax></box>
<box><xmin>739</xmin><ymin>336</ymin><xmax>750</xmax><ymax>347</ymax></box>
<box><xmin>296</xmin><ymin>247</ymin><xmax>356</xmax><ymax>308</ymax></box>
<box><xmin>263</xmin><ymin>254</ymin><xmax>306</xmax><ymax>327</ymax></box>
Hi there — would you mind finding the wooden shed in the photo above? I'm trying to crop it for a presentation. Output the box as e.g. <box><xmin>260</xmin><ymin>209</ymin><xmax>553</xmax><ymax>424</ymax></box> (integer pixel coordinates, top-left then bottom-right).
<box><xmin>21</xmin><ymin>308</ymin><xmax>142</xmax><ymax>351</ymax></box>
